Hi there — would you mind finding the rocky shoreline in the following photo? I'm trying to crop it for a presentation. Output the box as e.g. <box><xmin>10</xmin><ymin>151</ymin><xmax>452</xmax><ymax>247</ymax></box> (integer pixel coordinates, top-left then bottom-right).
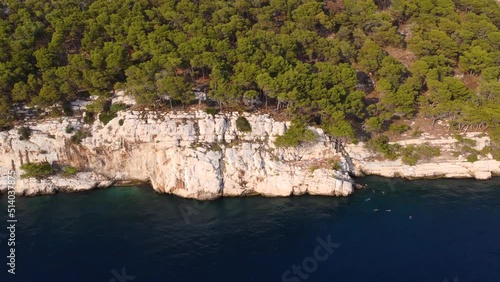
<box><xmin>0</xmin><ymin>110</ymin><xmax>354</xmax><ymax>198</ymax></box>
<box><xmin>1</xmin><ymin>109</ymin><xmax>499</xmax><ymax>198</ymax></box>
<box><xmin>347</xmin><ymin>133</ymin><xmax>500</xmax><ymax>181</ymax></box>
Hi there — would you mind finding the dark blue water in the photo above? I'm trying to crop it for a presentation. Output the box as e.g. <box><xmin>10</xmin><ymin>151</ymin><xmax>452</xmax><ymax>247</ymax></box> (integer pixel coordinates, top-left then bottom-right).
<box><xmin>1</xmin><ymin>177</ymin><xmax>500</xmax><ymax>282</ymax></box>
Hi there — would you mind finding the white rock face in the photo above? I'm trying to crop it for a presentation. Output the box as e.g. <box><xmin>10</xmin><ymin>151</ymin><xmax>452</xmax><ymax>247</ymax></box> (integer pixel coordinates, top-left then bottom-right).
<box><xmin>0</xmin><ymin>111</ymin><xmax>353</xmax><ymax>198</ymax></box>
<box><xmin>3</xmin><ymin>109</ymin><xmax>496</xmax><ymax>198</ymax></box>
<box><xmin>346</xmin><ymin>134</ymin><xmax>500</xmax><ymax>180</ymax></box>
<box><xmin>11</xmin><ymin>172</ymin><xmax>113</xmax><ymax>196</ymax></box>
<box><xmin>111</xmin><ymin>90</ymin><xmax>136</xmax><ymax>106</ymax></box>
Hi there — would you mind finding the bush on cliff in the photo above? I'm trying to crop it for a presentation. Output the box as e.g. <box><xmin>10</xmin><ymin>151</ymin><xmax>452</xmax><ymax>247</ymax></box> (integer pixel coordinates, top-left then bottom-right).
<box><xmin>236</xmin><ymin>116</ymin><xmax>252</xmax><ymax>132</ymax></box>
<box><xmin>1</xmin><ymin>0</ymin><xmax>500</xmax><ymax>150</ymax></box>
<box><xmin>20</xmin><ymin>162</ymin><xmax>54</xmax><ymax>178</ymax></box>
<box><xmin>365</xmin><ymin>135</ymin><xmax>400</xmax><ymax>160</ymax></box>
<box><xmin>453</xmin><ymin>134</ymin><xmax>483</xmax><ymax>162</ymax></box>
<box><xmin>70</xmin><ymin>129</ymin><xmax>90</xmax><ymax>144</ymax></box>
<box><xmin>275</xmin><ymin>122</ymin><xmax>316</xmax><ymax>148</ymax></box>
<box><xmin>389</xmin><ymin>124</ymin><xmax>410</xmax><ymax>134</ymax></box>
<box><xmin>65</xmin><ymin>125</ymin><xmax>74</xmax><ymax>133</ymax></box>
<box><xmin>99</xmin><ymin>103</ymin><xmax>128</xmax><ymax>125</ymax></box>
<box><xmin>466</xmin><ymin>154</ymin><xmax>479</xmax><ymax>163</ymax></box>
<box><xmin>454</xmin><ymin>134</ymin><xmax>477</xmax><ymax>147</ymax></box>
<box><xmin>62</xmin><ymin>166</ymin><xmax>79</xmax><ymax>176</ymax></box>
<box><xmin>205</xmin><ymin>108</ymin><xmax>218</xmax><ymax>117</ymax></box>
<box><xmin>18</xmin><ymin>126</ymin><xmax>32</xmax><ymax>141</ymax></box>
<box><xmin>364</xmin><ymin>117</ymin><xmax>383</xmax><ymax>133</ymax></box>
<box><xmin>400</xmin><ymin>144</ymin><xmax>441</xmax><ymax>166</ymax></box>
<box><xmin>83</xmin><ymin>111</ymin><xmax>95</xmax><ymax>124</ymax></box>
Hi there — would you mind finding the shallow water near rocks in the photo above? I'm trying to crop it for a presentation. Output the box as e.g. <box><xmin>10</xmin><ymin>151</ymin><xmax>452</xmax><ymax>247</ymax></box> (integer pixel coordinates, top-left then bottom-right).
<box><xmin>1</xmin><ymin>176</ymin><xmax>500</xmax><ymax>282</ymax></box>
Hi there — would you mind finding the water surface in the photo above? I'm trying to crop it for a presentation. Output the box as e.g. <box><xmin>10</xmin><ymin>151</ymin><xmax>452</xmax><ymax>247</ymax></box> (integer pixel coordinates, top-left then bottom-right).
<box><xmin>1</xmin><ymin>177</ymin><xmax>499</xmax><ymax>282</ymax></box>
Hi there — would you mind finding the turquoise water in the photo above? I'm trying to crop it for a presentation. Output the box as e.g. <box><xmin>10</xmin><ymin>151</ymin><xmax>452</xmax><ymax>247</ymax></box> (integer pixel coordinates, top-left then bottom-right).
<box><xmin>1</xmin><ymin>176</ymin><xmax>500</xmax><ymax>282</ymax></box>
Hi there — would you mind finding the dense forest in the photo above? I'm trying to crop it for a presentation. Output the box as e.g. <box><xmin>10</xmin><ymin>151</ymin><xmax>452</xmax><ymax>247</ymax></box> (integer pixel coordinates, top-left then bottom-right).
<box><xmin>0</xmin><ymin>0</ymin><xmax>499</xmax><ymax>149</ymax></box>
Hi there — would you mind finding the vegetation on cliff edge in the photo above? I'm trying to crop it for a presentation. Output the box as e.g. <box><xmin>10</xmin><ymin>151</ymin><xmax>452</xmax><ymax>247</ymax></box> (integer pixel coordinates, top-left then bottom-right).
<box><xmin>0</xmin><ymin>0</ymin><xmax>499</xmax><ymax>153</ymax></box>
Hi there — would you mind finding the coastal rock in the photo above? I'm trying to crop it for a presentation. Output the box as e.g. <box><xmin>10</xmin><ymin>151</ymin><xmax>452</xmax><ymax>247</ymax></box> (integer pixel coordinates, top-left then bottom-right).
<box><xmin>2</xmin><ymin>109</ymin><xmax>497</xmax><ymax>198</ymax></box>
<box><xmin>474</xmin><ymin>171</ymin><xmax>492</xmax><ymax>180</ymax></box>
<box><xmin>14</xmin><ymin>178</ymin><xmax>57</xmax><ymax>196</ymax></box>
<box><xmin>13</xmin><ymin>172</ymin><xmax>114</xmax><ymax>196</ymax></box>
<box><xmin>346</xmin><ymin>136</ymin><xmax>500</xmax><ymax>180</ymax></box>
<box><xmin>0</xmin><ymin>110</ymin><xmax>352</xmax><ymax>198</ymax></box>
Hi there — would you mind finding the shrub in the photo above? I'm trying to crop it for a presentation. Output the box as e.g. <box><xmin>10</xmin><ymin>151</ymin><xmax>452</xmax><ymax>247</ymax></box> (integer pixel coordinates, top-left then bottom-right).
<box><xmin>65</xmin><ymin>125</ymin><xmax>74</xmax><ymax>133</ymax></box>
<box><xmin>70</xmin><ymin>129</ymin><xmax>89</xmax><ymax>144</ymax></box>
<box><xmin>481</xmin><ymin>146</ymin><xmax>500</xmax><ymax>161</ymax></box>
<box><xmin>83</xmin><ymin>111</ymin><xmax>95</xmax><ymax>124</ymax></box>
<box><xmin>400</xmin><ymin>144</ymin><xmax>441</xmax><ymax>166</ymax></box>
<box><xmin>328</xmin><ymin>159</ymin><xmax>341</xmax><ymax>170</ymax></box>
<box><xmin>110</xmin><ymin>103</ymin><xmax>128</xmax><ymax>113</ymax></box>
<box><xmin>118</xmin><ymin>119</ymin><xmax>124</xmax><ymax>126</ymax></box>
<box><xmin>466</xmin><ymin>154</ymin><xmax>479</xmax><ymax>162</ymax></box>
<box><xmin>62</xmin><ymin>101</ymin><xmax>74</xmax><ymax>116</ymax></box>
<box><xmin>364</xmin><ymin>117</ymin><xmax>383</xmax><ymax>133</ymax></box>
<box><xmin>0</xmin><ymin>117</ymin><xmax>13</xmax><ymax>132</ymax></box>
<box><xmin>20</xmin><ymin>162</ymin><xmax>54</xmax><ymax>178</ymax></box>
<box><xmin>411</xmin><ymin>127</ymin><xmax>423</xmax><ymax>137</ymax></box>
<box><xmin>205</xmin><ymin>107</ymin><xmax>218</xmax><ymax>116</ymax></box>
<box><xmin>210</xmin><ymin>143</ymin><xmax>222</xmax><ymax>151</ymax></box>
<box><xmin>365</xmin><ymin>135</ymin><xmax>400</xmax><ymax>160</ymax></box>
<box><xmin>493</xmin><ymin>150</ymin><xmax>500</xmax><ymax>161</ymax></box>
<box><xmin>99</xmin><ymin>112</ymin><xmax>116</xmax><ymax>125</ymax></box>
<box><xmin>454</xmin><ymin>134</ymin><xmax>477</xmax><ymax>147</ymax></box>
<box><xmin>400</xmin><ymin>145</ymin><xmax>418</xmax><ymax>166</ymax></box>
<box><xmin>236</xmin><ymin>116</ymin><xmax>252</xmax><ymax>132</ymax></box>
<box><xmin>275</xmin><ymin>122</ymin><xmax>317</xmax><ymax>147</ymax></box>
<box><xmin>62</xmin><ymin>165</ymin><xmax>78</xmax><ymax>176</ymax></box>
<box><xmin>309</xmin><ymin>165</ymin><xmax>319</xmax><ymax>173</ymax></box>
<box><xmin>389</xmin><ymin>124</ymin><xmax>410</xmax><ymax>134</ymax></box>
<box><xmin>454</xmin><ymin>134</ymin><xmax>482</xmax><ymax>161</ymax></box>
<box><xmin>86</xmin><ymin>98</ymin><xmax>106</xmax><ymax>113</ymax></box>
<box><xmin>49</xmin><ymin>108</ymin><xmax>63</xmax><ymax>117</ymax></box>
<box><xmin>418</xmin><ymin>144</ymin><xmax>441</xmax><ymax>160</ymax></box>
<box><xmin>99</xmin><ymin>103</ymin><xmax>128</xmax><ymax>125</ymax></box>
<box><xmin>18</xmin><ymin>126</ymin><xmax>32</xmax><ymax>140</ymax></box>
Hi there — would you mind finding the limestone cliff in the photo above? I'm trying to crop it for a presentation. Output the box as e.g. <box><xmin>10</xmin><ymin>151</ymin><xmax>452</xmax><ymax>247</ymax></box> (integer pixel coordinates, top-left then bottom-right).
<box><xmin>2</xmin><ymin>106</ymin><xmax>498</xmax><ymax>199</ymax></box>
<box><xmin>0</xmin><ymin>110</ymin><xmax>353</xmax><ymax>198</ymax></box>
<box><xmin>346</xmin><ymin>133</ymin><xmax>500</xmax><ymax>180</ymax></box>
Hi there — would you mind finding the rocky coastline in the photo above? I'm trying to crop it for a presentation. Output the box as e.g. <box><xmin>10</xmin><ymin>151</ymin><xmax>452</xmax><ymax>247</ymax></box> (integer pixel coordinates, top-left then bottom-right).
<box><xmin>347</xmin><ymin>133</ymin><xmax>500</xmax><ymax>180</ymax></box>
<box><xmin>0</xmin><ymin>107</ymin><xmax>498</xmax><ymax>199</ymax></box>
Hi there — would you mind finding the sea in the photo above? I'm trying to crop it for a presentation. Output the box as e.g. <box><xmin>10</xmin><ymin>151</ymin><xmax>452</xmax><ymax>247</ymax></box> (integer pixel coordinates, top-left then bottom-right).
<box><xmin>1</xmin><ymin>176</ymin><xmax>499</xmax><ymax>282</ymax></box>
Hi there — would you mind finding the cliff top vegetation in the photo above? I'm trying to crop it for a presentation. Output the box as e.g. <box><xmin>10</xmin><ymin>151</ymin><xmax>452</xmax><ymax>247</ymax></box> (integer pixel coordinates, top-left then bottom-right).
<box><xmin>0</xmin><ymin>0</ymin><xmax>499</xmax><ymax>153</ymax></box>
